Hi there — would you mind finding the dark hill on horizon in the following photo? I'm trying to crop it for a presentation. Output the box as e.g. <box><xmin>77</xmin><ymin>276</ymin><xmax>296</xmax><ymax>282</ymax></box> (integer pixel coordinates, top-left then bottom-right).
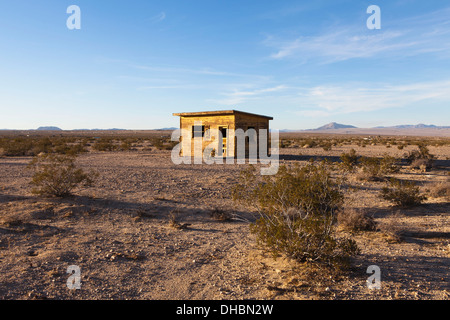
<box><xmin>36</xmin><ymin>126</ymin><xmax>62</xmax><ymax>131</ymax></box>
<box><xmin>313</xmin><ymin>122</ymin><xmax>358</xmax><ymax>130</ymax></box>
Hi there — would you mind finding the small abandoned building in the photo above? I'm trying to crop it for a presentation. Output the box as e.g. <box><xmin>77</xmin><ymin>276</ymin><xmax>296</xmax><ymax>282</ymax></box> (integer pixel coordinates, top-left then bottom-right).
<box><xmin>172</xmin><ymin>110</ymin><xmax>273</xmax><ymax>158</ymax></box>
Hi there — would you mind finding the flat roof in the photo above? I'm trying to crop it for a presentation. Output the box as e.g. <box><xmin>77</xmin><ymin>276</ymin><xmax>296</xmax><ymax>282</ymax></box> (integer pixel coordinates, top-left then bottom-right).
<box><xmin>172</xmin><ymin>109</ymin><xmax>273</xmax><ymax>120</ymax></box>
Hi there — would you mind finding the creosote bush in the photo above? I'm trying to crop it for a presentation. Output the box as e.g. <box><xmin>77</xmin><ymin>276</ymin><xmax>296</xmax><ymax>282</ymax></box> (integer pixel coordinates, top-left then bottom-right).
<box><xmin>380</xmin><ymin>178</ymin><xmax>426</xmax><ymax>207</ymax></box>
<box><xmin>233</xmin><ymin>163</ymin><xmax>359</xmax><ymax>266</ymax></box>
<box><xmin>151</xmin><ymin>137</ymin><xmax>178</xmax><ymax>150</ymax></box>
<box><xmin>357</xmin><ymin>154</ymin><xmax>399</xmax><ymax>181</ymax></box>
<box><xmin>405</xmin><ymin>145</ymin><xmax>434</xmax><ymax>171</ymax></box>
<box><xmin>28</xmin><ymin>154</ymin><xmax>97</xmax><ymax>197</ymax></box>
<box><xmin>92</xmin><ymin>138</ymin><xmax>118</xmax><ymax>152</ymax></box>
<box><xmin>340</xmin><ymin>149</ymin><xmax>360</xmax><ymax>171</ymax></box>
<box><xmin>0</xmin><ymin>136</ymin><xmax>87</xmax><ymax>156</ymax></box>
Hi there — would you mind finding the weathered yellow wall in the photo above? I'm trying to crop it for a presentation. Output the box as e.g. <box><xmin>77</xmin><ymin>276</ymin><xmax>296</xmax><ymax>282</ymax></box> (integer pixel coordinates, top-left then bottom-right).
<box><xmin>178</xmin><ymin>113</ymin><xmax>270</xmax><ymax>157</ymax></box>
<box><xmin>180</xmin><ymin>115</ymin><xmax>235</xmax><ymax>157</ymax></box>
<box><xmin>234</xmin><ymin>113</ymin><xmax>269</xmax><ymax>130</ymax></box>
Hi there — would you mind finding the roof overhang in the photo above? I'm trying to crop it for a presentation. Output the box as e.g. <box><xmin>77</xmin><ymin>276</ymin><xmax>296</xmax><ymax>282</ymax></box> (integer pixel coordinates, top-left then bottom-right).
<box><xmin>172</xmin><ymin>109</ymin><xmax>273</xmax><ymax>120</ymax></box>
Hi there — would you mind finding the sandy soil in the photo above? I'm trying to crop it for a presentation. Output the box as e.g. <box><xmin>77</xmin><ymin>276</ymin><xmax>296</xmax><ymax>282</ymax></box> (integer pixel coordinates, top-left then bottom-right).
<box><xmin>0</xmin><ymin>141</ymin><xmax>448</xmax><ymax>300</ymax></box>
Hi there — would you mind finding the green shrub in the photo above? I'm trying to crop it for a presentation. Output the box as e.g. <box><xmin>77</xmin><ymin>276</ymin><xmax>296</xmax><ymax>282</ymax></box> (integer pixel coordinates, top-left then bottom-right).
<box><xmin>0</xmin><ymin>138</ymin><xmax>34</xmax><ymax>156</ymax></box>
<box><xmin>28</xmin><ymin>154</ymin><xmax>97</xmax><ymax>197</ymax></box>
<box><xmin>0</xmin><ymin>137</ymin><xmax>87</xmax><ymax>156</ymax></box>
<box><xmin>233</xmin><ymin>163</ymin><xmax>359</xmax><ymax>265</ymax></box>
<box><xmin>405</xmin><ymin>145</ymin><xmax>434</xmax><ymax>170</ymax></box>
<box><xmin>321</xmin><ymin>142</ymin><xmax>332</xmax><ymax>151</ymax></box>
<box><xmin>54</xmin><ymin>143</ymin><xmax>87</xmax><ymax>155</ymax></box>
<box><xmin>280</xmin><ymin>139</ymin><xmax>291</xmax><ymax>148</ymax></box>
<box><xmin>358</xmin><ymin>154</ymin><xmax>399</xmax><ymax>181</ymax></box>
<box><xmin>151</xmin><ymin>137</ymin><xmax>177</xmax><ymax>150</ymax></box>
<box><xmin>380</xmin><ymin>178</ymin><xmax>426</xmax><ymax>207</ymax></box>
<box><xmin>340</xmin><ymin>149</ymin><xmax>360</xmax><ymax>171</ymax></box>
<box><xmin>93</xmin><ymin>138</ymin><xmax>118</xmax><ymax>151</ymax></box>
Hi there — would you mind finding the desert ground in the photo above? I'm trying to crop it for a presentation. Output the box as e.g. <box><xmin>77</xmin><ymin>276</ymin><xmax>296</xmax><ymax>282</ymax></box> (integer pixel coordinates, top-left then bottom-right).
<box><xmin>0</xmin><ymin>131</ymin><xmax>448</xmax><ymax>300</ymax></box>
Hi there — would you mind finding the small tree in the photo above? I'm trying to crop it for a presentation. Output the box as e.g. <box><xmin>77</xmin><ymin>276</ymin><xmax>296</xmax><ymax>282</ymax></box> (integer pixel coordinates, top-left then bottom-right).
<box><xmin>28</xmin><ymin>154</ymin><xmax>97</xmax><ymax>197</ymax></box>
<box><xmin>233</xmin><ymin>163</ymin><xmax>359</xmax><ymax>266</ymax></box>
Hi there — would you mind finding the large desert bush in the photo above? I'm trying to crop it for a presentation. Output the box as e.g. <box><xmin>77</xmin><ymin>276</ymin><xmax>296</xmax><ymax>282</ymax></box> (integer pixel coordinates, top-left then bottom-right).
<box><xmin>233</xmin><ymin>163</ymin><xmax>359</xmax><ymax>266</ymax></box>
<box><xmin>28</xmin><ymin>154</ymin><xmax>97</xmax><ymax>197</ymax></box>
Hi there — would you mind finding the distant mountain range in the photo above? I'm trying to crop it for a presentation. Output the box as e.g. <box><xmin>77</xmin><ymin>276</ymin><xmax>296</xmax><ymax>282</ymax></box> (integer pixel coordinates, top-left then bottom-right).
<box><xmin>35</xmin><ymin>127</ymin><xmax>126</xmax><ymax>131</ymax></box>
<box><xmin>33</xmin><ymin>126</ymin><xmax>177</xmax><ymax>131</ymax></box>
<box><xmin>308</xmin><ymin>122</ymin><xmax>450</xmax><ymax>131</ymax></box>
<box><xmin>374</xmin><ymin>124</ymin><xmax>449</xmax><ymax>129</ymax></box>
<box><xmin>155</xmin><ymin>127</ymin><xmax>178</xmax><ymax>131</ymax></box>
<box><xmin>72</xmin><ymin>128</ymin><xmax>125</xmax><ymax>131</ymax></box>
<box><xmin>1</xmin><ymin>123</ymin><xmax>448</xmax><ymax>136</ymax></box>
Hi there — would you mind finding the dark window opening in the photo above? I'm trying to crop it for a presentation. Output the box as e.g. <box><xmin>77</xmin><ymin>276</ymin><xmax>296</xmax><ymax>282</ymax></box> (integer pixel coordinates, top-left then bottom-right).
<box><xmin>192</xmin><ymin>125</ymin><xmax>205</xmax><ymax>138</ymax></box>
<box><xmin>220</xmin><ymin>127</ymin><xmax>227</xmax><ymax>138</ymax></box>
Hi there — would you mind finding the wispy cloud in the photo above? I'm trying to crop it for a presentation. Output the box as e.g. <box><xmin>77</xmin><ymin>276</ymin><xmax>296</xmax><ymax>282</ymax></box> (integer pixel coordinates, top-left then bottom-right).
<box><xmin>131</xmin><ymin>64</ymin><xmax>264</xmax><ymax>78</ymax></box>
<box><xmin>265</xmin><ymin>7</ymin><xmax>450</xmax><ymax>63</ymax></box>
<box><xmin>136</xmin><ymin>84</ymin><xmax>202</xmax><ymax>91</ymax></box>
<box><xmin>149</xmin><ymin>12</ymin><xmax>166</xmax><ymax>23</ymax></box>
<box><xmin>211</xmin><ymin>85</ymin><xmax>287</xmax><ymax>105</ymax></box>
<box><xmin>267</xmin><ymin>30</ymin><xmax>417</xmax><ymax>63</ymax></box>
<box><xmin>296</xmin><ymin>80</ymin><xmax>450</xmax><ymax>117</ymax></box>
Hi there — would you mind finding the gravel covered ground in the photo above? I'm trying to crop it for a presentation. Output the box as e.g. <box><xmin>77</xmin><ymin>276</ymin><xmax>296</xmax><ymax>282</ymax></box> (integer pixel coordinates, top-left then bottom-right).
<box><xmin>0</xmin><ymin>140</ymin><xmax>449</xmax><ymax>300</ymax></box>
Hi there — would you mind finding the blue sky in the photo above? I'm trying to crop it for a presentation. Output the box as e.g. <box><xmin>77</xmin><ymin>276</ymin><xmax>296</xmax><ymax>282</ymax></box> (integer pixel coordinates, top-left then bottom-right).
<box><xmin>1</xmin><ymin>0</ymin><xmax>449</xmax><ymax>130</ymax></box>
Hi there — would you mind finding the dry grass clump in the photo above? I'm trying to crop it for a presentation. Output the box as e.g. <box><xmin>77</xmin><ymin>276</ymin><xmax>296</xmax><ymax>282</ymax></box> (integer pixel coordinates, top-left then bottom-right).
<box><xmin>377</xmin><ymin>211</ymin><xmax>405</xmax><ymax>243</ymax></box>
<box><xmin>427</xmin><ymin>180</ymin><xmax>450</xmax><ymax>200</ymax></box>
<box><xmin>168</xmin><ymin>211</ymin><xmax>191</xmax><ymax>230</ymax></box>
<box><xmin>209</xmin><ymin>207</ymin><xmax>234</xmax><ymax>222</ymax></box>
<box><xmin>337</xmin><ymin>208</ymin><xmax>377</xmax><ymax>232</ymax></box>
<box><xmin>0</xmin><ymin>216</ymin><xmax>24</xmax><ymax>228</ymax></box>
